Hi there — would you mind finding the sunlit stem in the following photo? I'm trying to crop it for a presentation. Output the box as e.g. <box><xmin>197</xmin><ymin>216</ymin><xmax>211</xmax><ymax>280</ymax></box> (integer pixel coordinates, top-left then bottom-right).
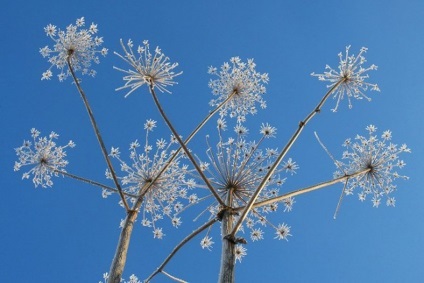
<box><xmin>148</xmin><ymin>84</ymin><xmax>225</xmax><ymax>206</ymax></box>
<box><xmin>230</xmin><ymin>80</ymin><xmax>343</xmax><ymax>237</ymax></box>
<box><xmin>145</xmin><ymin>218</ymin><xmax>218</xmax><ymax>282</ymax></box>
<box><xmin>161</xmin><ymin>270</ymin><xmax>188</xmax><ymax>283</ymax></box>
<box><xmin>50</xmin><ymin>168</ymin><xmax>137</xmax><ymax>198</ymax></box>
<box><xmin>233</xmin><ymin>168</ymin><xmax>370</xmax><ymax>211</ymax></box>
<box><xmin>67</xmin><ymin>59</ymin><xmax>130</xmax><ymax>212</ymax></box>
<box><xmin>219</xmin><ymin>188</ymin><xmax>235</xmax><ymax>283</ymax></box>
<box><xmin>107</xmin><ymin>182</ymin><xmax>149</xmax><ymax>283</ymax></box>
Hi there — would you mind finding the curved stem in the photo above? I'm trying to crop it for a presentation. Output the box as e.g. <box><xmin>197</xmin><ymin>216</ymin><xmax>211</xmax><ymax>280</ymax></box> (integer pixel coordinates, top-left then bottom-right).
<box><xmin>230</xmin><ymin>80</ymin><xmax>343</xmax><ymax>237</ymax></box>
<box><xmin>145</xmin><ymin>218</ymin><xmax>218</xmax><ymax>282</ymax></box>
<box><xmin>148</xmin><ymin>84</ymin><xmax>224</xmax><ymax>206</ymax></box>
<box><xmin>67</xmin><ymin>59</ymin><xmax>130</xmax><ymax>212</ymax></box>
<box><xmin>161</xmin><ymin>270</ymin><xmax>188</xmax><ymax>283</ymax></box>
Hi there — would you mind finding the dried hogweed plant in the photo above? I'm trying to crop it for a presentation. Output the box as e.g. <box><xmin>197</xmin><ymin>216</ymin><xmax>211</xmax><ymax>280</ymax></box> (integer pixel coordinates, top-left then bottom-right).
<box><xmin>14</xmin><ymin>17</ymin><xmax>411</xmax><ymax>283</ymax></box>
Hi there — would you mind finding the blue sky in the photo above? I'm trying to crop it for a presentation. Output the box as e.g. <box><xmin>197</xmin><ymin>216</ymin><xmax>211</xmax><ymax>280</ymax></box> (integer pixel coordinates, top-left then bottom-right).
<box><xmin>1</xmin><ymin>0</ymin><xmax>423</xmax><ymax>282</ymax></box>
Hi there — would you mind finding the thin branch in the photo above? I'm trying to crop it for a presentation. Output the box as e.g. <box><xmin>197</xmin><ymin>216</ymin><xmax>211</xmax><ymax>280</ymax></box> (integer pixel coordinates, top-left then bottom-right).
<box><xmin>161</xmin><ymin>270</ymin><xmax>188</xmax><ymax>283</ymax></box>
<box><xmin>67</xmin><ymin>59</ymin><xmax>130</xmax><ymax>212</ymax></box>
<box><xmin>148</xmin><ymin>84</ymin><xmax>224</xmax><ymax>206</ymax></box>
<box><xmin>233</xmin><ymin>168</ymin><xmax>370</xmax><ymax>211</ymax></box>
<box><xmin>144</xmin><ymin>218</ymin><xmax>218</xmax><ymax>282</ymax></box>
<box><xmin>314</xmin><ymin>131</ymin><xmax>344</xmax><ymax>172</ymax></box>
<box><xmin>50</xmin><ymin>168</ymin><xmax>138</xmax><ymax>198</ymax></box>
<box><xmin>230</xmin><ymin>80</ymin><xmax>343</xmax><ymax>237</ymax></box>
<box><xmin>333</xmin><ymin>179</ymin><xmax>348</xmax><ymax>219</ymax></box>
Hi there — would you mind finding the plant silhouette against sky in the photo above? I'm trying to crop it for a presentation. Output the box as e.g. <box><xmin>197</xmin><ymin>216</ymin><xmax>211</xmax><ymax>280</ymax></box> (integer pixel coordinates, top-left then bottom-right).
<box><xmin>14</xmin><ymin>17</ymin><xmax>411</xmax><ymax>283</ymax></box>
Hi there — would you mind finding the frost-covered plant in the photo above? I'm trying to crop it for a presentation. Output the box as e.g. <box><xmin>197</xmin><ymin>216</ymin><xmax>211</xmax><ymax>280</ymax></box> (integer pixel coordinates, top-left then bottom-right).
<box><xmin>40</xmin><ymin>17</ymin><xmax>108</xmax><ymax>81</ymax></box>
<box><xmin>18</xmin><ymin>18</ymin><xmax>413</xmax><ymax>283</ymax></box>
<box><xmin>311</xmin><ymin>46</ymin><xmax>380</xmax><ymax>111</ymax></box>
<box><xmin>107</xmin><ymin>119</ymin><xmax>196</xmax><ymax>236</ymax></box>
<box><xmin>114</xmin><ymin>39</ymin><xmax>182</xmax><ymax>96</ymax></box>
<box><xmin>208</xmin><ymin>57</ymin><xmax>269</xmax><ymax>123</ymax></box>
<box><xmin>14</xmin><ymin>128</ymin><xmax>75</xmax><ymax>188</ymax></box>
<box><xmin>334</xmin><ymin>125</ymin><xmax>411</xmax><ymax>207</ymax></box>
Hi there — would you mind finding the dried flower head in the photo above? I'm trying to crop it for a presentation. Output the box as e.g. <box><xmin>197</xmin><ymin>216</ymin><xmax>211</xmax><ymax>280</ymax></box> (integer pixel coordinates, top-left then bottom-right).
<box><xmin>200</xmin><ymin>236</ymin><xmax>214</xmax><ymax>250</ymax></box>
<box><xmin>199</xmin><ymin>123</ymin><xmax>296</xmax><ymax>241</ymax></box>
<box><xmin>114</xmin><ymin>39</ymin><xmax>182</xmax><ymax>97</ymax></box>
<box><xmin>208</xmin><ymin>57</ymin><xmax>269</xmax><ymax>123</ymax></box>
<box><xmin>335</xmin><ymin>125</ymin><xmax>411</xmax><ymax>207</ymax></box>
<box><xmin>40</xmin><ymin>17</ymin><xmax>108</xmax><ymax>81</ymax></box>
<box><xmin>107</xmin><ymin>120</ymin><xmax>195</xmax><ymax>236</ymax></box>
<box><xmin>311</xmin><ymin>46</ymin><xmax>380</xmax><ymax>112</ymax></box>
<box><xmin>14</xmin><ymin>128</ymin><xmax>75</xmax><ymax>188</ymax></box>
<box><xmin>235</xmin><ymin>245</ymin><xmax>247</xmax><ymax>262</ymax></box>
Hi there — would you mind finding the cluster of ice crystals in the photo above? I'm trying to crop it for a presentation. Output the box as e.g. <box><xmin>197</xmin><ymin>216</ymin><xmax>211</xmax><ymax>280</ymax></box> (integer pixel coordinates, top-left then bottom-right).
<box><xmin>40</xmin><ymin>17</ymin><xmax>108</xmax><ymax>81</ymax></box>
<box><xmin>335</xmin><ymin>125</ymin><xmax>411</xmax><ymax>207</ymax></box>
<box><xmin>311</xmin><ymin>46</ymin><xmax>380</xmax><ymax>112</ymax></box>
<box><xmin>208</xmin><ymin>57</ymin><xmax>269</xmax><ymax>123</ymax></box>
<box><xmin>14</xmin><ymin>128</ymin><xmax>75</xmax><ymax>188</ymax></box>
<box><xmin>107</xmin><ymin>120</ymin><xmax>196</xmax><ymax>237</ymax></box>
<box><xmin>114</xmin><ymin>39</ymin><xmax>182</xmax><ymax>97</ymax></box>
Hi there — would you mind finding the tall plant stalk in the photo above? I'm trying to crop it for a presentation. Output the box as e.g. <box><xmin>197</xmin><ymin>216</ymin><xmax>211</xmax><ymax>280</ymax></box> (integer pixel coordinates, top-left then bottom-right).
<box><xmin>219</xmin><ymin>188</ymin><xmax>236</xmax><ymax>283</ymax></box>
<box><xmin>67</xmin><ymin>59</ymin><xmax>131</xmax><ymax>212</ymax></box>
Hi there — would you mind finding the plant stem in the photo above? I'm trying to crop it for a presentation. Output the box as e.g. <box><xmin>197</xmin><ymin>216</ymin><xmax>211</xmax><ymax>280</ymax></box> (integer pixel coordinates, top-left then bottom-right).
<box><xmin>107</xmin><ymin>182</ymin><xmax>149</xmax><ymax>283</ymax></box>
<box><xmin>67</xmin><ymin>59</ymin><xmax>130</xmax><ymax>212</ymax></box>
<box><xmin>139</xmin><ymin>91</ymin><xmax>236</xmax><ymax>204</ymax></box>
<box><xmin>218</xmin><ymin>189</ymin><xmax>235</xmax><ymax>283</ymax></box>
<box><xmin>234</xmin><ymin>168</ymin><xmax>370</xmax><ymax>211</ymax></box>
<box><xmin>161</xmin><ymin>270</ymin><xmax>188</xmax><ymax>283</ymax></box>
<box><xmin>51</xmin><ymin>168</ymin><xmax>137</xmax><ymax>198</ymax></box>
<box><xmin>230</xmin><ymin>80</ymin><xmax>343</xmax><ymax>237</ymax></box>
<box><xmin>145</xmin><ymin>218</ymin><xmax>218</xmax><ymax>282</ymax></box>
<box><xmin>148</xmin><ymin>84</ymin><xmax>224</xmax><ymax>206</ymax></box>
<box><xmin>107</xmin><ymin>209</ymin><xmax>138</xmax><ymax>283</ymax></box>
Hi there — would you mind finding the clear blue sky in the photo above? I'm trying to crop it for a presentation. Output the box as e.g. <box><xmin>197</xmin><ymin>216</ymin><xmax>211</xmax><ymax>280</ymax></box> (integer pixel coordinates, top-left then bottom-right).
<box><xmin>1</xmin><ymin>0</ymin><xmax>423</xmax><ymax>282</ymax></box>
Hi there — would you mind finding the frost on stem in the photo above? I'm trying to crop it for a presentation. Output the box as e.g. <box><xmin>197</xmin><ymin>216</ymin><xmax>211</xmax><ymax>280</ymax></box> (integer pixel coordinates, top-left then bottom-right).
<box><xmin>311</xmin><ymin>46</ymin><xmax>380</xmax><ymax>112</ymax></box>
<box><xmin>40</xmin><ymin>17</ymin><xmax>108</xmax><ymax>81</ymax></box>
<box><xmin>114</xmin><ymin>39</ymin><xmax>182</xmax><ymax>97</ymax></box>
<box><xmin>14</xmin><ymin>128</ymin><xmax>75</xmax><ymax>188</ymax></box>
<box><xmin>107</xmin><ymin>119</ymin><xmax>196</xmax><ymax>237</ymax></box>
<box><xmin>208</xmin><ymin>57</ymin><xmax>269</xmax><ymax>123</ymax></box>
<box><xmin>334</xmin><ymin>125</ymin><xmax>411</xmax><ymax>207</ymax></box>
<box><xmin>197</xmin><ymin>120</ymin><xmax>296</xmax><ymax>249</ymax></box>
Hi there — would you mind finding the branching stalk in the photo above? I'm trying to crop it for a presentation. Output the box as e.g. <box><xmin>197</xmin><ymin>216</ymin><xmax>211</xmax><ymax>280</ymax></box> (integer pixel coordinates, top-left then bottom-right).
<box><xmin>230</xmin><ymin>80</ymin><xmax>344</xmax><ymax>237</ymax></box>
<box><xmin>67</xmin><ymin>59</ymin><xmax>130</xmax><ymax>211</ymax></box>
